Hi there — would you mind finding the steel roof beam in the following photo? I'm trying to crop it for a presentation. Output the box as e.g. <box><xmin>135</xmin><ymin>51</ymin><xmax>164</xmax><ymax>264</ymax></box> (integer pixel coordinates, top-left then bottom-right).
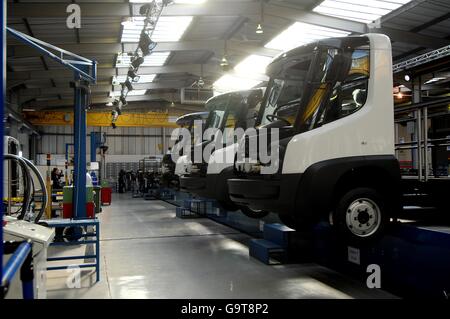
<box><xmin>8</xmin><ymin>63</ymin><xmax>223</xmax><ymax>80</ymax></box>
<box><xmin>9</xmin><ymin>2</ymin><xmax>448</xmax><ymax>49</ymax></box>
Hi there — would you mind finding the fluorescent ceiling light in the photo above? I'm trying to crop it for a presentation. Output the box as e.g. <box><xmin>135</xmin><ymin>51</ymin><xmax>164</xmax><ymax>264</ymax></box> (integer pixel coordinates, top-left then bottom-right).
<box><xmin>424</xmin><ymin>77</ymin><xmax>446</xmax><ymax>85</ymax></box>
<box><xmin>265</xmin><ymin>22</ymin><xmax>350</xmax><ymax>51</ymax></box>
<box><xmin>110</xmin><ymin>89</ymin><xmax>148</xmax><ymax>97</ymax></box>
<box><xmin>213</xmin><ymin>75</ymin><xmax>262</xmax><ymax>93</ymax></box>
<box><xmin>130</xmin><ymin>0</ymin><xmax>206</xmax><ymax>3</ymax></box>
<box><xmin>313</xmin><ymin>0</ymin><xmax>413</xmax><ymax>24</ymax></box>
<box><xmin>234</xmin><ymin>55</ymin><xmax>272</xmax><ymax>76</ymax></box>
<box><xmin>116</xmin><ymin>52</ymin><xmax>170</xmax><ymax>68</ymax></box>
<box><xmin>121</xmin><ymin>16</ymin><xmax>193</xmax><ymax>42</ymax></box>
<box><xmin>113</xmin><ymin>74</ymin><xmax>157</xmax><ymax>84</ymax></box>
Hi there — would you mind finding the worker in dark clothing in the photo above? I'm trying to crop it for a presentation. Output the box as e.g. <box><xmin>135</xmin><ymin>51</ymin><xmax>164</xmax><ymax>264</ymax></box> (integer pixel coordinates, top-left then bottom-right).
<box><xmin>118</xmin><ymin>169</ymin><xmax>126</xmax><ymax>193</ymax></box>
<box><xmin>51</xmin><ymin>168</ymin><xmax>64</xmax><ymax>190</ymax></box>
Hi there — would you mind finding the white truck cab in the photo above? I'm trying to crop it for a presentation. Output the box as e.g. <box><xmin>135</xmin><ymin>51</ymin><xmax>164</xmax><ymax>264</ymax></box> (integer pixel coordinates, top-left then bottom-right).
<box><xmin>228</xmin><ymin>34</ymin><xmax>402</xmax><ymax>241</ymax></box>
<box><xmin>172</xmin><ymin>112</ymin><xmax>209</xmax><ymax>179</ymax></box>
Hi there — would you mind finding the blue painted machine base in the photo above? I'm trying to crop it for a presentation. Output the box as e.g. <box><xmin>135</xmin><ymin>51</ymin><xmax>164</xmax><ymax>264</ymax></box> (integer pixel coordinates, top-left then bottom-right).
<box><xmin>313</xmin><ymin>222</ymin><xmax>450</xmax><ymax>298</ymax></box>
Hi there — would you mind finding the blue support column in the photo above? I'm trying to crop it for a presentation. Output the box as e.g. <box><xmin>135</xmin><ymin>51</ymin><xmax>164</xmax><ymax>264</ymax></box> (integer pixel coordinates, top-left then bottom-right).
<box><xmin>72</xmin><ymin>73</ymin><xmax>87</xmax><ymax>219</ymax></box>
<box><xmin>1</xmin><ymin>0</ymin><xmax>6</xmax><ymax>280</ymax></box>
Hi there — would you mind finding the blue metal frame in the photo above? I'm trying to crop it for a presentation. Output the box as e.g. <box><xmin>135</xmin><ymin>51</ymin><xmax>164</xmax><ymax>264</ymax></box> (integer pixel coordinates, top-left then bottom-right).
<box><xmin>73</xmin><ymin>77</ymin><xmax>87</xmax><ymax>218</ymax></box>
<box><xmin>1</xmin><ymin>0</ymin><xmax>6</xmax><ymax>282</ymax></box>
<box><xmin>1</xmin><ymin>242</ymin><xmax>32</xmax><ymax>285</ymax></box>
<box><xmin>90</xmin><ymin>132</ymin><xmax>101</xmax><ymax>163</ymax></box>
<box><xmin>6</xmin><ymin>27</ymin><xmax>97</xmax><ymax>220</ymax></box>
<box><xmin>45</xmin><ymin>218</ymin><xmax>100</xmax><ymax>282</ymax></box>
<box><xmin>1</xmin><ymin>241</ymin><xmax>34</xmax><ymax>299</ymax></box>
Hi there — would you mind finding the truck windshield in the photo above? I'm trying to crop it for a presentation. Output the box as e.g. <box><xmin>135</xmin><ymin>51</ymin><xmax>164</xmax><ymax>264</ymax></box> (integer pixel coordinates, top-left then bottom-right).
<box><xmin>259</xmin><ymin>54</ymin><xmax>315</xmax><ymax>126</ymax></box>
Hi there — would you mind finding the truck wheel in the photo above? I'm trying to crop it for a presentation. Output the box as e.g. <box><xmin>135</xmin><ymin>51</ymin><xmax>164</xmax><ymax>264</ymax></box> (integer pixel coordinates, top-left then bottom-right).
<box><xmin>334</xmin><ymin>187</ymin><xmax>389</xmax><ymax>242</ymax></box>
<box><xmin>240</xmin><ymin>206</ymin><xmax>269</xmax><ymax>219</ymax></box>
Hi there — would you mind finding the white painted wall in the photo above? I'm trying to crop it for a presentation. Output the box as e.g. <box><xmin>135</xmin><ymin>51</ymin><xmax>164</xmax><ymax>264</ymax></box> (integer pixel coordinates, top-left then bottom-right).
<box><xmin>35</xmin><ymin>125</ymin><xmax>175</xmax><ymax>159</ymax></box>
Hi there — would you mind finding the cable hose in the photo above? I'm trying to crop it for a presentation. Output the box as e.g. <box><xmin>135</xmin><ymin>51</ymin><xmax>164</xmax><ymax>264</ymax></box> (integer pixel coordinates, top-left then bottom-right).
<box><xmin>21</xmin><ymin>157</ymin><xmax>48</xmax><ymax>223</ymax></box>
<box><xmin>3</xmin><ymin>154</ymin><xmax>32</xmax><ymax>221</ymax></box>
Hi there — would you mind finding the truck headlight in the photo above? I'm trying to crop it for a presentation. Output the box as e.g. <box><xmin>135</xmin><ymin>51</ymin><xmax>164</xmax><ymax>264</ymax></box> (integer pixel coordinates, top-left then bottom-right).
<box><xmin>190</xmin><ymin>164</ymin><xmax>201</xmax><ymax>174</ymax></box>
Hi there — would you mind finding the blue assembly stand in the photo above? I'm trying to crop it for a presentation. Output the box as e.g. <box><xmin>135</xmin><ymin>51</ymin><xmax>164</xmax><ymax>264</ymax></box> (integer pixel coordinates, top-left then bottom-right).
<box><xmin>45</xmin><ymin>219</ymin><xmax>100</xmax><ymax>283</ymax></box>
<box><xmin>249</xmin><ymin>223</ymin><xmax>295</xmax><ymax>265</ymax></box>
<box><xmin>313</xmin><ymin>222</ymin><xmax>450</xmax><ymax>298</ymax></box>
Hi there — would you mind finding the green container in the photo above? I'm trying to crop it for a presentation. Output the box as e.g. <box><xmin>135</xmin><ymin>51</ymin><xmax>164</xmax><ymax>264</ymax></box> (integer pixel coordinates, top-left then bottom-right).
<box><xmin>93</xmin><ymin>186</ymin><xmax>101</xmax><ymax>214</ymax></box>
<box><xmin>63</xmin><ymin>186</ymin><xmax>72</xmax><ymax>203</ymax></box>
<box><xmin>101</xmin><ymin>180</ymin><xmax>109</xmax><ymax>187</ymax></box>
<box><xmin>63</xmin><ymin>186</ymin><xmax>94</xmax><ymax>203</ymax></box>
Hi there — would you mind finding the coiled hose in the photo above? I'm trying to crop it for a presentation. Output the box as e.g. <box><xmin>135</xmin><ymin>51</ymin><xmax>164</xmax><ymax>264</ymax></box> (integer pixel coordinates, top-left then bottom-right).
<box><xmin>21</xmin><ymin>157</ymin><xmax>48</xmax><ymax>223</ymax></box>
<box><xmin>3</xmin><ymin>154</ymin><xmax>48</xmax><ymax>223</ymax></box>
<box><xmin>3</xmin><ymin>154</ymin><xmax>32</xmax><ymax>221</ymax></box>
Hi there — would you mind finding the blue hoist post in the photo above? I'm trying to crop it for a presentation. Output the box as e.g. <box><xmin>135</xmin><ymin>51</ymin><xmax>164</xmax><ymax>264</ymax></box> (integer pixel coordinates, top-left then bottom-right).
<box><xmin>6</xmin><ymin>27</ymin><xmax>97</xmax><ymax>220</ymax></box>
<box><xmin>90</xmin><ymin>132</ymin><xmax>104</xmax><ymax>163</ymax></box>
<box><xmin>1</xmin><ymin>11</ymin><xmax>35</xmax><ymax>299</ymax></box>
<box><xmin>1</xmin><ymin>0</ymin><xmax>6</xmax><ymax>282</ymax></box>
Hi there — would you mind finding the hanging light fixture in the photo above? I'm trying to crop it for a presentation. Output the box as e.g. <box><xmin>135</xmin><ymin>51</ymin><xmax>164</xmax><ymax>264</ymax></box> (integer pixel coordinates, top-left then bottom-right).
<box><xmin>131</xmin><ymin>56</ymin><xmax>145</xmax><ymax>69</ymax></box>
<box><xmin>256</xmin><ymin>0</ymin><xmax>264</xmax><ymax>34</ymax></box>
<box><xmin>128</xmin><ymin>69</ymin><xmax>141</xmax><ymax>83</ymax></box>
<box><xmin>256</xmin><ymin>23</ymin><xmax>264</xmax><ymax>34</ymax></box>
<box><xmin>220</xmin><ymin>41</ymin><xmax>230</xmax><ymax>70</ymax></box>
<box><xmin>220</xmin><ymin>56</ymin><xmax>229</xmax><ymax>67</ymax></box>
<box><xmin>139</xmin><ymin>31</ymin><xmax>157</xmax><ymax>56</ymax></box>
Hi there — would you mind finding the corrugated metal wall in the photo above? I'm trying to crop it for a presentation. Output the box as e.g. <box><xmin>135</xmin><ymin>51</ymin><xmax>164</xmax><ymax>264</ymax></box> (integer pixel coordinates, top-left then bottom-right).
<box><xmin>36</xmin><ymin>125</ymin><xmax>175</xmax><ymax>156</ymax></box>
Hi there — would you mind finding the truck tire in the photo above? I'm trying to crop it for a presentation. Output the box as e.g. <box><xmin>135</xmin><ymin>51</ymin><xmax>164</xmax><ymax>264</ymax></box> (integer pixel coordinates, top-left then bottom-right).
<box><xmin>333</xmin><ymin>187</ymin><xmax>389</xmax><ymax>242</ymax></box>
<box><xmin>239</xmin><ymin>206</ymin><xmax>269</xmax><ymax>219</ymax></box>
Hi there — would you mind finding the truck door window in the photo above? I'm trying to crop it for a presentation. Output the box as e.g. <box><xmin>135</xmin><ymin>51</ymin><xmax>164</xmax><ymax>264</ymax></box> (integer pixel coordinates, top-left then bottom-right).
<box><xmin>297</xmin><ymin>48</ymin><xmax>370</xmax><ymax>130</ymax></box>
<box><xmin>320</xmin><ymin>49</ymin><xmax>370</xmax><ymax>125</ymax></box>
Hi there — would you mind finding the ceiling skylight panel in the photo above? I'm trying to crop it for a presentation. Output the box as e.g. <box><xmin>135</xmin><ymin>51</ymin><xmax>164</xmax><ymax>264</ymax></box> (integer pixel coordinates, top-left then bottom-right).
<box><xmin>265</xmin><ymin>22</ymin><xmax>350</xmax><ymax>51</ymax></box>
<box><xmin>110</xmin><ymin>90</ymin><xmax>147</xmax><ymax>97</ymax></box>
<box><xmin>113</xmin><ymin>74</ymin><xmax>157</xmax><ymax>84</ymax></box>
<box><xmin>319</xmin><ymin>1</ymin><xmax>391</xmax><ymax>16</ymax></box>
<box><xmin>336</xmin><ymin>0</ymin><xmax>401</xmax><ymax>10</ymax></box>
<box><xmin>313</xmin><ymin>0</ymin><xmax>413</xmax><ymax>24</ymax></box>
<box><xmin>214</xmin><ymin>75</ymin><xmax>262</xmax><ymax>93</ymax></box>
<box><xmin>234</xmin><ymin>55</ymin><xmax>272</xmax><ymax>76</ymax></box>
<box><xmin>121</xmin><ymin>16</ymin><xmax>193</xmax><ymax>42</ymax></box>
<box><xmin>116</xmin><ymin>52</ymin><xmax>170</xmax><ymax>68</ymax></box>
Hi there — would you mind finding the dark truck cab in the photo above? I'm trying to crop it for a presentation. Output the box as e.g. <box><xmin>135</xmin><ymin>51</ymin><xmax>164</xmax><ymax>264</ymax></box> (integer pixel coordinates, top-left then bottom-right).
<box><xmin>162</xmin><ymin>112</ymin><xmax>209</xmax><ymax>188</ymax></box>
<box><xmin>179</xmin><ymin>89</ymin><xmax>265</xmax><ymax>215</ymax></box>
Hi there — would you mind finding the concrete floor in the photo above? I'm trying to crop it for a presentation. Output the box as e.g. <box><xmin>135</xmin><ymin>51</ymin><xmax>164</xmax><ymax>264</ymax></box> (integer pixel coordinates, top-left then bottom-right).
<box><xmin>46</xmin><ymin>194</ymin><xmax>396</xmax><ymax>299</ymax></box>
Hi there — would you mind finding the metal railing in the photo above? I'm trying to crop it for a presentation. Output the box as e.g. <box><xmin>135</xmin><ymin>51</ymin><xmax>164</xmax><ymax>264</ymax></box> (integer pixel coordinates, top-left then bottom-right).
<box><xmin>395</xmin><ymin>98</ymin><xmax>450</xmax><ymax>181</ymax></box>
<box><xmin>1</xmin><ymin>241</ymin><xmax>34</xmax><ymax>299</ymax></box>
